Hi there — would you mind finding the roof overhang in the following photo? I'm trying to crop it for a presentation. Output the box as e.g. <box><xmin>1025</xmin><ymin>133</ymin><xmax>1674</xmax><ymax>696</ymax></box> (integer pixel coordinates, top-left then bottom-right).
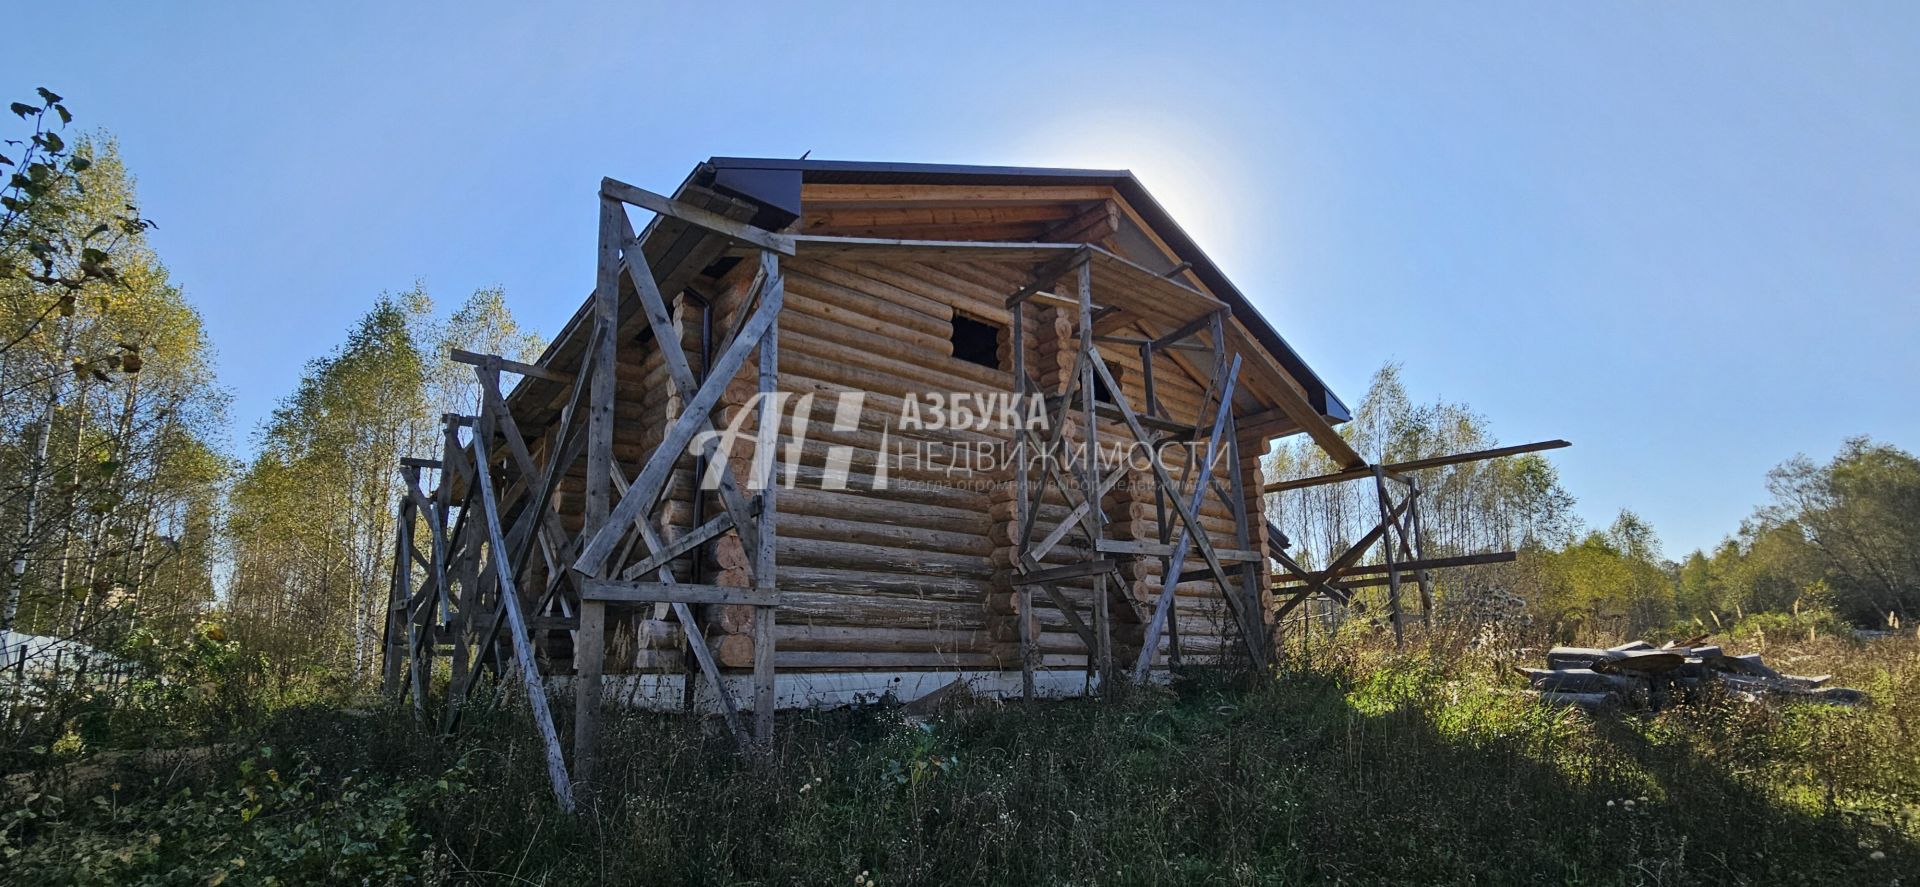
<box><xmin>702</xmin><ymin>156</ymin><xmax>1350</xmax><ymax>423</ymax></box>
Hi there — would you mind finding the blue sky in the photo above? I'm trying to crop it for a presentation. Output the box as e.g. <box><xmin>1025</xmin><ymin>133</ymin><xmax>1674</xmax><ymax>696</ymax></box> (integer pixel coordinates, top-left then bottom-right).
<box><xmin>6</xmin><ymin>2</ymin><xmax>1916</xmax><ymax>557</ymax></box>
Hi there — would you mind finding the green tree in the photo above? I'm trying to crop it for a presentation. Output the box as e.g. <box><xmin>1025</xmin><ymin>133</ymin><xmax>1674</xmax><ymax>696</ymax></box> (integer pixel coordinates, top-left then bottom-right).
<box><xmin>226</xmin><ymin>294</ymin><xmax>429</xmax><ymax>679</ymax></box>
<box><xmin>1759</xmin><ymin>437</ymin><xmax>1920</xmax><ymax>623</ymax></box>
<box><xmin>0</xmin><ymin>95</ymin><xmax>227</xmax><ymax>755</ymax></box>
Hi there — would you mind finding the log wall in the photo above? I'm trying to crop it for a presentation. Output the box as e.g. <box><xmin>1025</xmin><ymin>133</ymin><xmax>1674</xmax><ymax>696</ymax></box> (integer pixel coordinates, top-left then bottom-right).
<box><xmin>547</xmin><ymin>253</ymin><xmax>1267</xmax><ymax>676</ymax></box>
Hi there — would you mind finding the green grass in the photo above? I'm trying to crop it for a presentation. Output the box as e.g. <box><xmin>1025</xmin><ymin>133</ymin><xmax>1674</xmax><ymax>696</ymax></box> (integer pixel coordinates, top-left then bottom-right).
<box><xmin>6</xmin><ymin>631</ymin><xmax>1918</xmax><ymax>885</ymax></box>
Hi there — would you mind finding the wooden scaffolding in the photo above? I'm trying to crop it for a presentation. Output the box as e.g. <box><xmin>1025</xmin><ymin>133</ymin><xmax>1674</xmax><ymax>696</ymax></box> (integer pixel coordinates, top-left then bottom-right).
<box><xmin>377</xmin><ymin>168</ymin><xmax>1571</xmax><ymax>813</ymax></box>
<box><xmin>1003</xmin><ymin>250</ymin><xmax>1271</xmax><ymax>691</ymax></box>
<box><xmin>379</xmin><ymin>177</ymin><xmax>795</xmax><ymax>810</ymax></box>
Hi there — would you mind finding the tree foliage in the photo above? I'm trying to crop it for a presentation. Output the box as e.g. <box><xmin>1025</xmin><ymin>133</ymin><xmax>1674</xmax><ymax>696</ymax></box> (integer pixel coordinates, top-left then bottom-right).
<box><xmin>222</xmin><ymin>286</ymin><xmax>543</xmax><ymax>682</ymax></box>
<box><xmin>1679</xmin><ymin>437</ymin><xmax>1920</xmax><ymax>626</ymax></box>
<box><xmin>0</xmin><ymin>93</ymin><xmax>227</xmax><ymax>759</ymax></box>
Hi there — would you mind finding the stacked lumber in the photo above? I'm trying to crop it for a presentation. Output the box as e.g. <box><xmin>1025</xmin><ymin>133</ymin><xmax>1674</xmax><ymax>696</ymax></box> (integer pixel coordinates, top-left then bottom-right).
<box><xmin>1518</xmin><ymin>638</ymin><xmax>1867</xmax><ymax>711</ymax></box>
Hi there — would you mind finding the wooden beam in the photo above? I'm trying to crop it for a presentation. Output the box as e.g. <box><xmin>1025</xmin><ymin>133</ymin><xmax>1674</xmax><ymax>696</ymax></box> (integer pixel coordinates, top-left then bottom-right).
<box><xmin>800</xmin><ymin>182</ymin><xmax>1117</xmax><ymax>206</ymax></box>
<box><xmin>1005</xmin><ymin>248</ymin><xmax>1090</xmax><ymax>307</ymax></box>
<box><xmin>579</xmin><ymin>580</ymin><xmax>780</xmax><ymax>608</ymax></box>
<box><xmin>1270</xmin><ymin>551</ymin><xmax>1518</xmax><ymax>591</ymax></box>
<box><xmin>618</xmin><ymin>512</ymin><xmax>736</xmax><ymax>581</ymax></box>
<box><xmin>572</xmin><ymin>196</ymin><xmax>624</xmax><ymax>788</ymax></box>
<box><xmin>471</xmin><ymin>431</ymin><xmax>575</xmax><ymax>813</ymax></box>
<box><xmin>1013</xmin><ymin>559</ymin><xmax>1119</xmax><ymax>586</ymax></box>
<box><xmin>601</xmin><ymin>177</ymin><xmax>795</xmax><ymax>255</ymax></box>
<box><xmin>450</xmin><ymin>348</ymin><xmax>574</xmax><ymax>384</ymax></box>
<box><xmin>788</xmin><ymin>233</ymin><xmax>1079</xmax><ymax>262</ymax></box>
<box><xmin>1264</xmin><ymin>439</ymin><xmax>1573</xmax><ymax>494</ymax></box>
<box><xmin>752</xmin><ymin>251</ymin><xmax>781</xmax><ymax>750</ymax></box>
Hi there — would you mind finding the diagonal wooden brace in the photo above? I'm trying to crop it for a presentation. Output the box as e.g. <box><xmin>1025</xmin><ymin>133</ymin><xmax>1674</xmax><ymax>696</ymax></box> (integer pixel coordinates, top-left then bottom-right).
<box><xmin>571</xmin><ymin>263</ymin><xmax>784</xmax><ymax>579</ymax></box>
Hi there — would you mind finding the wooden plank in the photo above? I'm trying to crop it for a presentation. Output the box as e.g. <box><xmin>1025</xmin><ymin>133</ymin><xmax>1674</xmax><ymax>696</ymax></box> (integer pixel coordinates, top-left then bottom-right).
<box><xmin>1029</xmin><ymin>469</ymin><xmax>1126</xmax><ymax>563</ymax></box>
<box><xmin>1004</xmin><ymin>248</ymin><xmax>1089</xmax><ymax>307</ymax></box>
<box><xmin>450</xmin><ymin>348</ymin><xmax>573</xmax><ymax>384</ymax></box>
<box><xmin>1078</xmin><ymin>259</ymin><xmax>1114</xmax><ymax>685</ymax></box>
<box><xmin>619</xmin><ymin>511</ymin><xmax>736</xmax><ymax>581</ymax></box>
<box><xmin>580</xmin><ymin>579</ymin><xmax>781</xmax><ymax>607</ymax></box>
<box><xmin>471</xmin><ymin>431</ymin><xmax>575</xmax><ymax>813</ymax></box>
<box><xmin>1263</xmin><ymin>439</ymin><xmax>1574</xmax><ymax>494</ymax></box>
<box><xmin>601</xmin><ymin>177</ymin><xmax>795</xmax><ymax>255</ymax></box>
<box><xmin>1011</xmin><ymin>298</ymin><xmax>1036</xmax><ymax>700</ymax></box>
<box><xmin>801</xmin><ymin>182</ymin><xmax>1117</xmax><ymax>206</ymax></box>
<box><xmin>572</xmin><ymin>197</ymin><xmax>623</xmax><ymax>789</ymax></box>
<box><xmin>1034</xmin><ymin>582</ymin><xmax>1099</xmax><ymax>651</ymax></box>
<box><xmin>805</xmin><ymin>203</ymin><xmax>1080</xmax><ymax>230</ymax></box>
<box><xmin>1373</xmin><ymin>466</ymin><xmax>1405</xmax><ymax>646</ymax></box>
<box><xmin>1269</xmin><ymin>551</ymin><xmax>1517</xmax><ymax>590</ymax></box>
<box><xmin>753</xmin><ymin>605</ymin><xmax>775</xmax><ymax>750</ymax></box>
<box><xmin>789</xmin><ymin>233</ymin><xmax>1080</xmax><ymax>262</ymax></box>
<box><xmin>1013</xmin><ymin>559</ymin><xmax>1118</xmax><ymax>586</ymax></box>
<box><xmin>1269</xmin><ymin>494</ymin><xmax>1417</xmax><ymax>620</ymax></box>
<box><xmin>753</xmin><ymin>252</ymin><xmax>780</xmax><ymax>750</ymax></box>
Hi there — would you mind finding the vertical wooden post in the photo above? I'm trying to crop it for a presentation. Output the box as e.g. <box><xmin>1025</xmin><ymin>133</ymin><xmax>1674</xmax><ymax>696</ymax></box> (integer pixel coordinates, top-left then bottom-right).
<box><xmin>1373</xmin><ymin>466</ymin><xmax>1405</xmax><ymax>648</ymax></box>
<box><xmin>1224</xmin><ymin>407</ymin><xmax>1266</xmax><ymax>665</ymax></box>
<box><xmin>1012</xmin><ymin>299</ymin><xmax>1035</xmax><ymax>700</ymax></box>
<box><xmin>751</xmin><ymin>250</ymin><xmax>781</xmax><ymax>750</ymax></box>
<box><xmin>440</xmin><ymin>419</ymin><xmax>471</xmax><ymax>713</ymax></box>
<box><xmin>1142</xmin><ymin>341</ymin><xmax>1180</xmax><ymax>666</ymax></box>
<box><xmin>1075</xmin><ymin>260</ymin><xmax>1112</xmax><ymax>689</ymax></box>
<box><xmin>574</xmin><ymin>195</ymin><xmax>622</xmax><ymax>785</ymax></box>
<box><xmin>1407</xmin><ymin>475</ymin><xmax>1434</xmax><ymax>622</ymax></box>
<box><xmin>382</xmin><ymin>496</ymin><xmax>409</xmax><ymax>696</ymax></box>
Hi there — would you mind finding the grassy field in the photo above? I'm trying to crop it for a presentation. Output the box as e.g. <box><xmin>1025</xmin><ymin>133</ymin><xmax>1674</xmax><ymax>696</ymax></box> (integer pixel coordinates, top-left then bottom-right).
<box><xmin>6</xmin><ymin>622</ymin><xmax>1917</xmax><ymax>885</ymax></box>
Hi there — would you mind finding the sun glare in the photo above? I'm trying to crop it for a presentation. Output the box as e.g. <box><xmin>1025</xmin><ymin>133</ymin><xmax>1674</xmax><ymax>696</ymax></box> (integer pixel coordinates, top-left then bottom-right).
<box><xmin>1010</xmin><ymin>109</ymin><xmax>1258</xmax><ymax>263</ymax></box>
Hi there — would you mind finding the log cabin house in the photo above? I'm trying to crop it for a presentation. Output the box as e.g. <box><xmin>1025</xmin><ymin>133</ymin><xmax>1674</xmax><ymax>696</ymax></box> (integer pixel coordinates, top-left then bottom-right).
<box><xmin>388</xmin><ymin>157</ymin><xmax>1495</xmax><ymax>798</ymax></box>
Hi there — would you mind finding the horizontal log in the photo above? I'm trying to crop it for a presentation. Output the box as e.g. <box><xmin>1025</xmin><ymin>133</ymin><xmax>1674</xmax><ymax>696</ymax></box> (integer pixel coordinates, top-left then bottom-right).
<box><xmin>1097</xmin><ymin>539</ymin><xmax>1261</xmax><ymax>563</ymax></box>
<box><xmin>1533</xmin><ymin>690</ymin><xmax>1619</xmax><ymax>711</ymax></box>
<box><xmin>722</xmin><ymin>590</ymin><xmax>986</xmax><ymax>632</ymax></box>
<box><xmin>779</xmin><ymin>512</ymin><xmax>991</xmax><ymax>557</ymax></box>
<box><xmin>581</xmin><ymin>580</ymin><xmax>779</xmax><ymax>607</ymax></box>
<box><xmin>1515</xmin><ymin>667</ymin><xmax>1643</xmax><ymax>696</ymax></box>
<box><xmin>780</xmin><ymin>484</ymin><xmax>986</xmax><ymax>536</ymax></box>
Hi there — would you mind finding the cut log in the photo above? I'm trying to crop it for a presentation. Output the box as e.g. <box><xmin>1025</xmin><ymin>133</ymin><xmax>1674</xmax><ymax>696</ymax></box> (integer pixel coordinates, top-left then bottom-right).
<box><xmin>1515</xmin><ymin>667</ymin><xmax>1643</xmax><ymax>696</ymax></box>
<box><xmin>1545</xmin><ymin>647</ymin><xmax>1622</xmax><ymax>670</ymax></box>
<box><xmin>1596</xmin><ymin>649</ymin><xmax>1686</xmax><ymax>675</ymax></box>
<box><xmin>1718</xmin><ymin>653</ymin><xmax>1782</xmax><ymax>679</ymax></box>
<box><xmin>1534</xmin><ymin>690</ymin><xmax>1619</xmax><ymax>711</ymax></box>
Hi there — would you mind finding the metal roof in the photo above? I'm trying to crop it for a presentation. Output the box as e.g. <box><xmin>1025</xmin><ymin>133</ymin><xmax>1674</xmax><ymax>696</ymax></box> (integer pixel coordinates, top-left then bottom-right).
<box><xmin>702</xmin><ymin>156</ymin><xmax>1351</xmax><ymax>422</ymax></box>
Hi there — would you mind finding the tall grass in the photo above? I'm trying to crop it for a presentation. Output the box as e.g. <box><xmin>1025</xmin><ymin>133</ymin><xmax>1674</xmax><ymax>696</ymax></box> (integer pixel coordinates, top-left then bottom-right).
<box><xmin>6</xmin><ymin>630</ymin><xmax>1917</xmax><ymax>885</ymax></box>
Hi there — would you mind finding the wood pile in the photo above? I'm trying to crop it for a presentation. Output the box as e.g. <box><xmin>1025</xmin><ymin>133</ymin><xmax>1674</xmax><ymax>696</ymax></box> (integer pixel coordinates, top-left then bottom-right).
<box><xmin>1518</xmin><ymin>638</ymin><xmax>1868</xmax><ymax>711</ymax></box>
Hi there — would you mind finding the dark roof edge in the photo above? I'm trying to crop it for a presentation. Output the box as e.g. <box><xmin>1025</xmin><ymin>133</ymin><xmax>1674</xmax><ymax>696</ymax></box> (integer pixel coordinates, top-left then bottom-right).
<box><xmin>707</xmin><ymin>156</ymin><xmax>1351</xmax><ymax>423</ymax></box>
